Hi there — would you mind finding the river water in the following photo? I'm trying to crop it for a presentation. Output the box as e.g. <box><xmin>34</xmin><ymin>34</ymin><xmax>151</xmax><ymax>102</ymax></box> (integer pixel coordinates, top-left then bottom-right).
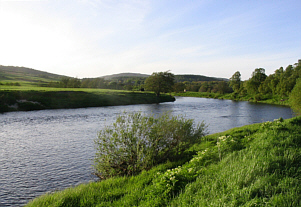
<box><xmin>0</xmin><ymin>97</ymin><xmax>294</xmax><ymax>206</ymax></box>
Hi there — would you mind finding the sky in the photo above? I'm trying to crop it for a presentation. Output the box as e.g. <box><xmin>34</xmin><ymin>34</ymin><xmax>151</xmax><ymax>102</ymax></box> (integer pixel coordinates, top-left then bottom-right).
<box><xmin>0</xmin><ymin>0</ymin><xmax>300</xmax><ymax>80</ymax></box>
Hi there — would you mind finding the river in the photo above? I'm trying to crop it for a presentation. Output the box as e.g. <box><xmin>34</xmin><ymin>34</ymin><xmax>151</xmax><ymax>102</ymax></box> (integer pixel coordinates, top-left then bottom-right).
<box><xmin>0</xmin><ymin>97</ymin><xmax>294</xmax><ymax>206</ymax></box>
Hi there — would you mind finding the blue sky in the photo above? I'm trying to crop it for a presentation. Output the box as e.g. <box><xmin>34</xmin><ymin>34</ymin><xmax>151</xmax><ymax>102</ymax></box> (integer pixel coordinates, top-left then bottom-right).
<box><xmin>0</xmin><ymin>0</ymin><xmax>300</xmax><ymax>80</ymax></box>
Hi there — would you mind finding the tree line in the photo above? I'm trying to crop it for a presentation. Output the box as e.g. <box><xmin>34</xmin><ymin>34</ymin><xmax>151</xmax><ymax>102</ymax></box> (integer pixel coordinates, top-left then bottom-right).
<box><xmin>229</xmin><ymin>60</ymin><xmax>301</xmax><ymax>101</ymax></box>
<box><xmin>46</xmin><ymin>59</ymin><xmax>300</xmax><ymax>113</ymax></box>
<box><xmin>47</xmin><ymin>77</ymin><xmax>146</xmax><ymax>91</ymax></box>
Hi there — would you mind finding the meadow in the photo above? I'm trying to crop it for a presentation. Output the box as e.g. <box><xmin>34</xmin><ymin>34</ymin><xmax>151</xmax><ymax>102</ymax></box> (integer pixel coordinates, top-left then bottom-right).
<box><xmin>25</xmin><ymin>116</ymin><xmax>301</xmax><ymax>206</ymax></box>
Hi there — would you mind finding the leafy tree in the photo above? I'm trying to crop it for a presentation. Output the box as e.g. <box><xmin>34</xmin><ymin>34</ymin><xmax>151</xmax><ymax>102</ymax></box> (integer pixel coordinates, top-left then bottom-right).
<box><xmin>67</xmin><ymin>78</ymin><xmax>81</xmax><ymax>88</ymax></box>
<box><xmin>59</xmin><ymin>77</ymin><xmax>70</xmax><ymax>88</ymax></box>
<box><xmin>59</xmin><ymin>77</ymin><xmax>81</xmax><ymax>88</ymax></box>
<box><xmin>173</xmin><ymin>82</ymin><xmax>185</xmax><ymax>93</ymax></box>
<box><xmin>93</xmin><ymin>112</ymin><xmax>207</xmax><ymax>179</ymax></box>
<box><xmin>198</xmin><ymin>82</ymin><xmax>209</xmax><ymax>92</ymax></box>
<box><xmin>229</xmin><ymin>71</ymin><xmax>241</xmax><ymax>92</ymax></box>
<box><xmin>145</xmin><ymin>71</ymin><xmax>175</xmax><ymax>96</ymax></box>
<box><xmin>81</xmin><ymin>78</ymin><xmax>106</xmax><ymax>88</ymax></box>
<box><xmin>289</xmin><ymin>78</ymin><xmax>301</xmax><ymax>115</ymax></box>
<box><xmin>212</xmin><ymin>81</ymin><xmax>232</xmax><ymax>94</ymax></box>
<box><xmin>246</xmin><ymin>68</ymin><xmax>267</xmax><ymax>94</ymax></box>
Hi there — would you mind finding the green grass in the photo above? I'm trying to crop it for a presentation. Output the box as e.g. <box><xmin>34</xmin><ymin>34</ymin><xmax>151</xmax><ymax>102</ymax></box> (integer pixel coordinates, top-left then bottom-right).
<box><xmin>0</xmin><ymin>65</ymin><xmax>65</xmax><ymax>86</ymax></box>
<box><xmin>26</xmin><ymin>116</ymin><xmax>301</xmax><ymax>206</ymax></box>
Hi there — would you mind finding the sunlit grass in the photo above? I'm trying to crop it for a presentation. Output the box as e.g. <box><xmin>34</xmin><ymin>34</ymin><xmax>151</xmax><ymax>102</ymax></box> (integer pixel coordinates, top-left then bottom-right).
<box><xmin>25</xmin><ymin>116</ymin><xmax>301</xmax><ymax>206</ymax></box>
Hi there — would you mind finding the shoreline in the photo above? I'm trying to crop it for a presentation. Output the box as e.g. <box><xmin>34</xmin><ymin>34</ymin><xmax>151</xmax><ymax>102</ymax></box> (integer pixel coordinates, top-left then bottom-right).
<box><xmin>172</xmin><ymin>91</ymin><xmax>290</xmax><ymax>107</ymax></box>
<box><xmin>0</xmin><ymin>89</ymin><xmax>175</xmax><ymax>113</ymax></box>
<box><xmin>25</xmin><ymin>116</ymin><xmax>301</xmax><ymax>206</ymax></box>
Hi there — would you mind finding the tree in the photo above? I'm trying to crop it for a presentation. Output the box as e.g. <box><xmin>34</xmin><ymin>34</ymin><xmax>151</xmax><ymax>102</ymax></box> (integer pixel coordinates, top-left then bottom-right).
<box><xmin>246</xmin><ymin>68</ymin><xmax>267</xmax><ymax>94</ymax></box>
<box><xmin>145</xmin><ymin>71</ymin><xmax>175</xmax><ymax>96</ymax></box>
<box><xmin>93</xmin><ymin>112</ymin><xmax>207</xmax><ymax>179</ymax></box>
<box><xmin>212</xmin><ymin>81</ymin><xmax>232</xmax><ymax>94</ymax></box>
<box><xmin>229</xmin><ymin>71</ymin><xmax>241</xmax><ymax>92</ymax></box>
<box><xmin>173</xmin><ymin>82</ymin><xmax>185</xmax><ymax>93</ymax></box>
<box><xmin>289</xmin><ymin>78</ymin><xmax>301</xmax><ymax>115</ymax></box>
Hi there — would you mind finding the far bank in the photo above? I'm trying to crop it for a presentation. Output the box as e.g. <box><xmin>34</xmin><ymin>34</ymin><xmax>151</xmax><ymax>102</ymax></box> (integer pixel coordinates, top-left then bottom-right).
<box><xmin>172</xmin><ymin>91</ymin><xmax>290</xmax><ymax>106</ymax></box>
<box><xmin>0</xmin><ymin>88</ymin><xmax>175</xmax><ymax>113</ymax></box>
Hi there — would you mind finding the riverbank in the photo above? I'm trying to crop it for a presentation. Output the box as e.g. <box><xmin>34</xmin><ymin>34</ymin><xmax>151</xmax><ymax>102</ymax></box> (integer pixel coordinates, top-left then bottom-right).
<box><xmin>0</xmin><ymin>88</ymin><xmax>175</xmax><ymax>113</ymax></box>
<box><xmin>172</xmin><ymin>91</ymin><xmax>290</xmax><ymax>106</ymax></box>
<box><xmin>26</xmin><ymin>116</ymin><xmax>301</xmax><ymax>206</ymax></box>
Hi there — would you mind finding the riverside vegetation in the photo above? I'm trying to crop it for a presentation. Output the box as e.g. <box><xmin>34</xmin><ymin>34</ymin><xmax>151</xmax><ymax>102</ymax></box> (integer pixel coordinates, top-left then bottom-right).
<box><xmin>0</xmin><ymin>88</ymin><xmax>175</xmax><ymax>113</ymax></box>
<box><xmin>26</xmin><ymin>114</ymin><xmax>301</xmax><ymax>206</ymax></box>
<box><xmin>173</xmin><ymin>60</ymin><xmax>301</xmax><ymax>114</ymax></box>
<box><xmin>1</xmin><ymin>59</ymin><xmax>300</xmax><ymax>113</ymax></box>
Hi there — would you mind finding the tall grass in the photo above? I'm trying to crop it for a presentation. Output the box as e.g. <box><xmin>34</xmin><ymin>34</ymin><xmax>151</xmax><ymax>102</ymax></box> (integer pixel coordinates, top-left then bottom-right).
<box><xmin>26</xmin><ymin>116</ymin><xmax>301</xmax><ymax>206</ymax></box>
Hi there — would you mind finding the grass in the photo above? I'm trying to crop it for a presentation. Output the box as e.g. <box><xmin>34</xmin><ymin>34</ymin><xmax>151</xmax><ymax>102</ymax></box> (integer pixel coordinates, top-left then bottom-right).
<box><xmin>0</xmin><ymin>87</ymin><xmax>175</xmax><ymax>113</ymax></box>
<box><xmin>25</xmin><ymin>116</ymin><xmax>301</xmax><ymax>206</ymax></box>
<box><xmin>0</xmin><ymin>65</ymin><xmax>65</xmax><ymax>86</ymax></box>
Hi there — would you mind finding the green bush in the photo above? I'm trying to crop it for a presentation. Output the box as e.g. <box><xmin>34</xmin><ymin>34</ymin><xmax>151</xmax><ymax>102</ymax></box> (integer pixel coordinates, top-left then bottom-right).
<box><xmin>93</xmin><ymin>112</ymin><xmax>207</xmax><ymax>179</ymax></box>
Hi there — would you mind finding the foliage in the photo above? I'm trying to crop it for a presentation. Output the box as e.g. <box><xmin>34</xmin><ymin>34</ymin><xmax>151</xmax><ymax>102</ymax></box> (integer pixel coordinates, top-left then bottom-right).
<box><xmin>211</xmin><ymin>81</ymin><xmax>233</xmax><ymax>94</ymax></box>
<box><xmin>144</xmin><ymin>71</ymin><xmax>175</xmax><ymax>96</ymax></box>
<box><xmin>26</xmin><ymin>116</ymin><xmax>301</xmax><ymax>207</ymax></box>
<box><xmin>93</xmin><ymin>112</ymin><xmax>207</xmax><ymax>179</ymax></box>
<box><xmin>229</xmin><ymin>71</ymin><xmax>241</xmax><ymax>92</ymax></box>
<box><xmin>175</xmin><ymin>59</ymin><xmax>301</xmax><ymax>106</ymax></box>
<box><xmin>289</xmin><ymin>78</ymin><xmax>301</xmax><ymax>115</ymax></box>
<box><xmin>175</xmin><ymin>74</ymin><xmax>223</xmax><ymax>82</ymax></box>
<box><xmin>173</xmin><ymin>82</ymin><xmax>185</xmax><ymax>93</ymax></box>
<box><xmin>245</xmin><ymin>68</ymin><xmax>267</xmax><ymax>94</ymax></box>
<box><xmin>59</xmin><ymin>77</ymin><xmax>81</xmax><ymax>88</ymax></box>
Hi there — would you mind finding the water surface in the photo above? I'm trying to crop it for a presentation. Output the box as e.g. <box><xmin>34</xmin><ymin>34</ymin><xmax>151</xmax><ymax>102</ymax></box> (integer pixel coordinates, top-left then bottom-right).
<box><xmin>0</xmin><ymin>97</ymin><xmax>293</xmax><ymax>206</ymax></box>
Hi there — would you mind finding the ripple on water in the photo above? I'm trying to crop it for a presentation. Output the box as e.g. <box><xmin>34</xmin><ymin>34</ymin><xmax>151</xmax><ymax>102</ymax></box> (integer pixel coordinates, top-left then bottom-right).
<box><xmin>0</xmin><ymin>98</ymin><xmax>293</xmax><ymax>206</ymax></box>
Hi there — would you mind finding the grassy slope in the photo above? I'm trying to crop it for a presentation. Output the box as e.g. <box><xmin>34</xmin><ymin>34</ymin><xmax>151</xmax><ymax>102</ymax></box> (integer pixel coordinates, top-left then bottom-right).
<box><xmin>172</xmin><ymin>91</ymin><xmax>290</xmax><ymax>106</ymax></box>
<box><xmin>26</xmin><ymin>116</ymin><xmax>301</xmax><ymax>206</ymax></box>
<box><xmin>0</xmin><ymin>87</ymin><xmax>175</xmax><ymax>113</ymax></box>
<box><xmin>0</xmin><ymin>66</ymin><xmax>66</xmax><ymax>86</ymax></box>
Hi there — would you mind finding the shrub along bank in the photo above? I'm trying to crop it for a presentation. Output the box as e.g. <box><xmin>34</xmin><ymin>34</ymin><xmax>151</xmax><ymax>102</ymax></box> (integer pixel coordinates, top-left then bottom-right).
<box><xmin>26</xmin><ymin>116</ymin><xmax>301</xmax><ymax>206</ymax></box>
<box><xmin>0</xmin><ymin>89</ymin><xmax>175</xmax><ymax>113</ymax></box>
<box><xmin>172</xmin><ymin>91</ymin><xmax>291</xmax><ymax>106</ymax></box>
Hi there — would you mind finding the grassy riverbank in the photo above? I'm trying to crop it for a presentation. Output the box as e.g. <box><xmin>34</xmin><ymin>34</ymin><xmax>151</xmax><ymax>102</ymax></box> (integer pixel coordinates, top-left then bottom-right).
<box><xmin>0</xmin><ymin>87</ymin><xmax>175</xmax><ymax>113</ymax></box>
<box><xmin>172</xmin><ymin>91</ymin><xmax>290</xmax><ymax>106</ymax></box>
<box><xmin>26</xmin><ymin>116</ymin><xmax>301</xmax><ymax>206</ymax></box>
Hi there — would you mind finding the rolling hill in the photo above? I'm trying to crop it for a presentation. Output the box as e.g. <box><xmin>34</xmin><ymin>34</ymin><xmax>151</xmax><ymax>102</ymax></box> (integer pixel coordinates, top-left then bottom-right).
<box><xmin>0</xmin><ymin>65</ymin><xmax>227</xmax><ymax>87</ymax></box>
<box><xmin>0</xmin><ymin>65</ymin><xmax>67</xmax><ymax>86</ymax></box>
<box><xmin>100</xmin><ymin>72</ymin><xmax>150</xmax><ymax>80</ymax></box>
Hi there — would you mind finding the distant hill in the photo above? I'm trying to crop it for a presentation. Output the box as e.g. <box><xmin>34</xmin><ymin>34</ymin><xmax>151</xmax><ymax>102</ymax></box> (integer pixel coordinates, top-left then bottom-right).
<box><xmin>101</xmin><ymin>73</ymin><xmax>150</xmax><ymax>80</ymax></box>
<box><xmin>175</xmin><ymin>74</ymin><xmax>227</xmax><ymax>82</ymax></box>
<box><xmin>101</xmin><ymin>73</ymin><xmax>227</xmax><ymax>82</ymax></box>
<box><xmin>0</xmin><ymin>65</ymin><xmax>67</xmax><ymax>85</ymax></box>
<box><xmin>0</xmin><ymin>65</ymin><xmax>227</xmax><ymax>87</ymax></box>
